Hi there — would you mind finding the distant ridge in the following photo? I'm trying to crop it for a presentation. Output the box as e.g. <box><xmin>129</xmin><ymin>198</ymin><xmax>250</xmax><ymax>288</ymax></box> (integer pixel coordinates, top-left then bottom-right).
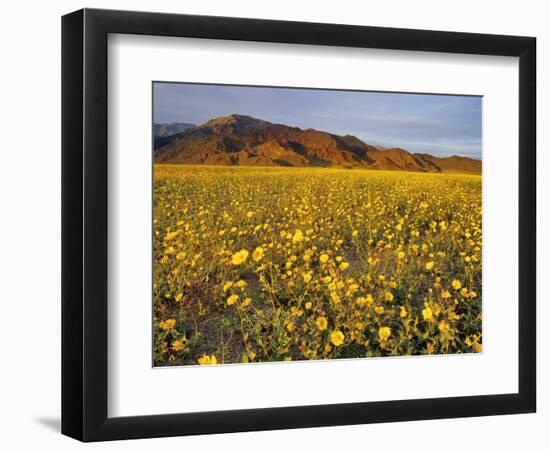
<box><xmin>154</xmin><ymin>122</ymin><xmax>195</xmax><ymax>138</ymax></box>
<box><xmin>154</xmin><ymin>114</ymin><xmax>481</xmax><ymax>174</ymax></box>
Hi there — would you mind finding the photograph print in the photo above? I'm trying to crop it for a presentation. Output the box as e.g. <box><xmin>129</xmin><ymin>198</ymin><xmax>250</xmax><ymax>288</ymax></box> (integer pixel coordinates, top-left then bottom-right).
<box><xmin>152</xmin><ymin>82</ymin><xmax>482</xmax><ymax>367</ymax></box>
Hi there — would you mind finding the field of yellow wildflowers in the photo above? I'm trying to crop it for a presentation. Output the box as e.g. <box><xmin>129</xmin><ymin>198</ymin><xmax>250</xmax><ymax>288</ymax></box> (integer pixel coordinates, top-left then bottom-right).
<box><xmin>153</xmin><ymin>164</ymin><xmax>482</xmax><ymax>366</ymax></box>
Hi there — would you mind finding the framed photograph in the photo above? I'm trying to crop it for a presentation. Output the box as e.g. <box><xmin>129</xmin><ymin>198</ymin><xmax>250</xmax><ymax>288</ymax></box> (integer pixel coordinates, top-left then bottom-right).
<box><xmin>62</xmin><ymin>8</ymin><xmax>536</xmax><ymax>441</ymax></box>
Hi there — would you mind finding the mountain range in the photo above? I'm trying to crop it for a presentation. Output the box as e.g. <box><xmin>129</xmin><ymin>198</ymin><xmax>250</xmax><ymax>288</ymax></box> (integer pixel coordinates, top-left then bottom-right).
<box><xmin>153</xmin><ymin>114</ymin><xmax>481</xmax><ymax>174</ymax></box>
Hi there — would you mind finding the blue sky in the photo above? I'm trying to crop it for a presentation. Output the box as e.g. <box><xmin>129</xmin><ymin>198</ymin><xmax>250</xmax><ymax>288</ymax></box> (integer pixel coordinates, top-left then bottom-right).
<box><xmin>153</xmin><ymin>82</ymin><xmax>482</xmax><ymax>159</ymax></box>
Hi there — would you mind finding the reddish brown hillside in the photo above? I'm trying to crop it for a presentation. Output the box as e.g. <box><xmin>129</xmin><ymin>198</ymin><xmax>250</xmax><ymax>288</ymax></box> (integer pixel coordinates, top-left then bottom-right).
<box><xmin>414</xmin><ymin>153</ymin><xmax>482</xmax><ymax>174</ymax></box>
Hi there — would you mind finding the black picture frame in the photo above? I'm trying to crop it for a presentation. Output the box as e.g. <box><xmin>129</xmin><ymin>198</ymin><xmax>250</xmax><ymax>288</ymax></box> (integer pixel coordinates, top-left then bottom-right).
<box><xmin>62</xmin><ymin>8</ymin><xmax>536</xmax><ymax>442</ymax></box>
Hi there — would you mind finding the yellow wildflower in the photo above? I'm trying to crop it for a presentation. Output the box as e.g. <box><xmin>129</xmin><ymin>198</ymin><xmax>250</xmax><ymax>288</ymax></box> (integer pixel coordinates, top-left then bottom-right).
<box><xmin>198</xmin><ymin>354</ymin><xmax>217</xmax><ymax>365</ymax></box>
<box><xmin>438</xmin><ymin>321</ymin><xmax>451</xmax><ymax>334</ymax></box>
<box><xmin>292</xmin><ymin>229</ymin><xmax>304</xmax><ymax>244</ymax></box>
<box><xmin>159</xmin><ymin>319</ymin><xmax>176</xmax><ymax>331</ymax></box>
<box><xmin>235</xmin><ymin>279</ymin><xmax>247</xmax><ymax>289</ymax></box>
<box><xmin>164</xmin><ymin>231</ymin><xmax>178</xmax><ymax>241</ymax></box>
<box><xmin>252</xmin><ymin>246</ymin><xmax>265</xmax><ymax>262</ymax></box>
<box><xmin>330</xmin><ymin>330</ymin><xmax>345</xmax><ymax>347</ymax></box>
<box><xmin>316</xmin><ymin>316</ymin><xmax>328</xmax><ymax>331</ymax></box>
<box><xmin>422</xmin><ymin>306</ymin><xmax>433</xmax><ymax>321</ymax></box>
<box><xmin>231</xmin><ymin>249</ymin><xmax>249</xmax><ymax>265</ymax></box>
<box><xmin>171</xmin><ymin>339</ymin><xmax>186</xmax><ymax>351</ymax></box>
<box><xmin>378</xmin><ymin>326</ymin><xmax>392</xmax><ymax>342</ymax></box>
<box><xmin>227</xmin><ymin>294</ymin><xmax>238</xmax><ymax>305</ymax></box>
